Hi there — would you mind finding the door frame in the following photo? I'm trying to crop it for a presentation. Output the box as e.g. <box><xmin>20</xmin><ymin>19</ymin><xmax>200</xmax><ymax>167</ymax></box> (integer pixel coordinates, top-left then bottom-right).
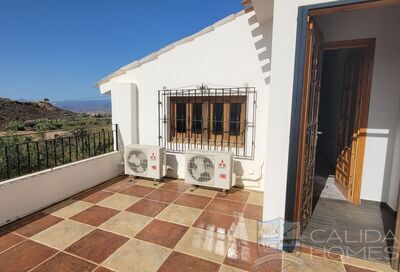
<box><xmin>292</xmin><ymin>35</ymin><xmax>376</xmax><ymax>229</ymax></box>
<box><xmin>284</xmin><ymin>0</ymin><xmax>373</xmax><ymax>225</ymax></box>
<box><xmin>320</xmin><ymin>38</ymin><xmax>375</xmax><ymax>204</ymax></box>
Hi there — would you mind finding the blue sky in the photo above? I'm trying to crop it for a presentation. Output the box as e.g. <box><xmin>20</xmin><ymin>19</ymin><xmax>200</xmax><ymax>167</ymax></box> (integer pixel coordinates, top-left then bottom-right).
<box><xmin>0</xmin><ymin>0</ymin><xmax>242</xmax><ymax>102</ymax></box>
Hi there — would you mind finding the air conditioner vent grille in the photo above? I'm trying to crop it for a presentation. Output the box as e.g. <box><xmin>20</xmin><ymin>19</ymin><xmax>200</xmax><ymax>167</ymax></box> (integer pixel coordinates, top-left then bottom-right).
<box><xmin>127</xmin><ymin>150</ymin><xmax>148</xmax><ymax>173</ymax></box>
<box><xmin>188</xmin><ymin>155</ymin><xmax>215</xmax><ymax>182</ymax></box>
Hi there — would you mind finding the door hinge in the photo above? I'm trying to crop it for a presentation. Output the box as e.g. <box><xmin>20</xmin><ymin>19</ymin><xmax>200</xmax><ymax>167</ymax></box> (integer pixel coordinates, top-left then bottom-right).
<box><xmin>307</xmin><ymin>16</ymin><xmax>314</xmax><ymax>29</ymax></box>
<box><xmin>312</xmin><ymin>69</ymin><xmax>318</xmax><ymax>81</ymax></box>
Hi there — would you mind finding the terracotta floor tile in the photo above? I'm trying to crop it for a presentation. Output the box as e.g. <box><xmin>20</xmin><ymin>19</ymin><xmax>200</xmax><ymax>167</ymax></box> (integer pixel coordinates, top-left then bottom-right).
<box><xmin>193</xmin><ymin>211</ymin><xmax>237</xmax><ymax>235</ymax></box>
<box><xmin>247</xmin><ymin>191</ymin><xmax>264</xmax><ymax>206</ymax></box>
<box><xmin>344</xmin><ymin>264</ymin><xmax>376</xmax><ymax>272</ymax></box>
<box><xmin>158</xmin><ymin>251</ymin><xmax>220</xmax><ymax>272</ymax></box>
<box><xmin>219</xmin><ymin>264</ymin><xmax>247</xmax><ymax>272</ymax></box>
<box><xmin>120</xmin><ymin>184</ymin><xmax>155</xmax><ymax>197</ymax></box>
<box><xmin>74</xmin><ymin>190</ymin><xmax>114</xmax><ymax>204</ymax></box>
<box><xmin>0</xmin><ymin>232</ymin><xmax>25</xmax><ymax>253</ymax></box>
<box><xmin>70</xmin><ymin>205</ymin><xmax>119</xmax><ymax>227</ymax></box>
<box><xmin>126</xmin><ymin>199</ymin><xmax>169</xmax><ymax>217</ymax></box>
<box><xmin>243</xmin><ymin>204</ymin><xmax>263</xmax><ymax>221</ymax></box>
<box><xmin>135</xmin><ymin>219</ymin><xmax>188</xmax><ymax>248</ymax></box>
<box><xmin>206</xmin><ymin>198</ymin><xmax>245</xmax><ymax>216</ymax></box>
<box><xmin>187</xmin><ymin>187</ymin><xmax>218</xmax><ymax>198</ymax></box>
<box><xmin>224</xmin><ymin>238</ymin><xmax>261</xmax><ymax>271</ymax></box>
<box><xmin>31</xmin><ymin>252</ymin><xmax>97</xmax><ymax>272</ymax></box>
<box><xmin>13</xmin><ymin>213</ymin><xmax>63</xmax><ymax>237</ymax></box>
<box><xmin>97</xmin><ymin>193</ymin><xmax>140</xmax><ymax>210</ymax></box>
<box><xmin>100</xmin><ymin>211</ymin><xmax>152</xmax><ymax>237</ymax></box>
<box><xmin>66</xmin><ymin>229</ymin><xmax>128</xmax><ymax>264</ymax></box>
<box><xmin>48</xmin><ymin>200</ymin><xmax>93</xmax><ymax>219</ymax></box>
<box><xmin>157</xmin><ymin>204</ymin><xmax>202</xmax><ymax>226</ymax></box>
<box><xmin>31</xmin><ymin>220</ymin><xmax>94</xmax><ymax>250</ymax></box>
<box><xmin>145</xmin><ymin>189</ymin><xmax>182</xmax><ymax>203</ymax></box>
<box><xmin>160</xmin><ymin>180</ymin><xmax>191</xmax><ymax>192</ymax></box>
<box><xmin>42</xmin><ymin>199</ymin><xmax>76</xmax><ymax>214</ymax></box>
<box><xmin>224</xmin><ymin>239</ymin><xmax>284</xmax><ymax>271</ymax></box>
<box><xmin>103</xmin><ymin>177</ymin><xmax>135</xmax><ymax>192</ymax></box>
<box><xmin>4</xmin><ymin>212</ymin><xmax>44</xmax><ymax>232</ymax></box>
<box><xmin>135</xmin><ymin>178</ymin><xmax>163</xmax><ymax>188</ymax></box>
<box><xmin>92</xmin><ymin>176</ymin><xmax>124</xmax><ymax>191</ymax></box>
<box><xmin>174</xmin><ymin>193</ymin><xmax>212</xmax><ymax>209</ymax></box>
<box><xmin>102</xmin><ymin>238</ymin><xmax>171</xmax><ymax>272</ymax></box>
<box><xmin>216</xmin><ymin>188</ymin><xmax>250</xmax><ymax>203</ymax></box>
<box><xmin>0</xmin><ymin>240</ymin><xmax>57</xmax><ymax>272</ymax></box>
<box><xmin>234</xmin><ymin>217</ymin><xmax>258</xmax><ymax>243</ymax></box>
<box><xmin>296</xmin><ymin>253</ymin><xmax>347</xmax><ymax>272</ymax></box>
<box><xmin>175</xmin><ymin>228</ymin><xmax>231</xmax><ymax>263</ymax></box>
<box><xmin>94</xmin><ymin>267</ymin><xmax>115</xmax><ymax>272</ymax></box>
<box><xmin>258</xmin><ymin>252</ymin><xmax>308</xmax><ymax>272</ymax></box>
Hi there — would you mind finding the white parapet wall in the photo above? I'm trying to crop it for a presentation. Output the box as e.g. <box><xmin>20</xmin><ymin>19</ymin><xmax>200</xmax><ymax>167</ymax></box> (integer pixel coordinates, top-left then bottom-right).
<box><xmin>0</xmin><ymin>151</ymin><xmax>123</xmax><ymax>227</ymax></box>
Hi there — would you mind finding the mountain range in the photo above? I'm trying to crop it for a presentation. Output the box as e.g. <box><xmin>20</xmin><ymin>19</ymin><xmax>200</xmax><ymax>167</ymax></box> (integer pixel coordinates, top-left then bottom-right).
<box><xmin>52</xmin><ymin>98</ymin><xmax>111</xmax><ymax>113</ymax></box>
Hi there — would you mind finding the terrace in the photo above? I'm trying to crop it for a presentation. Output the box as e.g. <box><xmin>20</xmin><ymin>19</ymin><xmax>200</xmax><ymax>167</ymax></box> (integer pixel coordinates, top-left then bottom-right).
<box><xmin>0</xmin><ymin>175</ymin><xmax>395</xmax><ymax>272</ymax></box>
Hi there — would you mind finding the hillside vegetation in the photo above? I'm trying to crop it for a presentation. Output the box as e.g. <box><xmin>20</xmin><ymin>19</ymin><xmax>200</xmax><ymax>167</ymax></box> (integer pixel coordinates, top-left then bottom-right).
<box><xmin>0</xmin><ymin>97</ymin><xmax>111</xmax><ymax>133</ymax></box>
<box><xmin>0</xmin><ymin>98</ymin><xmax>75</xmax><ymax>128</ymax></box>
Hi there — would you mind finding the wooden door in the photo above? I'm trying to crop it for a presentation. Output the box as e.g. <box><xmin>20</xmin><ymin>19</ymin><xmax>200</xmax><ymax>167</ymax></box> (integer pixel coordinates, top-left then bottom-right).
<box><xmin>316</xmin><ymin>38</ymin><xmax>375</xmax><ymax>205</ymax></box>
<box><xmin>335</xmin><ymin>51</ymin><xmax>362</xmax><ymax>200</ymax></box>
<box><xmin>295</xmin><ymin>18</ymin><xmax>324</xmax><ymax>232</ymax></box>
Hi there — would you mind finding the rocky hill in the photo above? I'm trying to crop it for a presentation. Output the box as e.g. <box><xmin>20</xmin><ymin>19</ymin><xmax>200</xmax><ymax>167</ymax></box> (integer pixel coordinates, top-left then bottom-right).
<box><xmin>0</xmin><ymin>98</ymin><xmax>76</xmax><ymax>129</ymax></box>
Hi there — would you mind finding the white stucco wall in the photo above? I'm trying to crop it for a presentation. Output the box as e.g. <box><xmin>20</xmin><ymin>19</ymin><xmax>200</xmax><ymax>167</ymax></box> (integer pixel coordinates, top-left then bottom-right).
<box><xmin>0</xmin><ymin>152</ymin><xmax>123</xmax><ymax>226</ymax></box>
<box><xmin>101</xmin><ymin>11</ymin><xmax>273</xmax><ymax>191</ymax></box>
<box><xmin>316</xmin><ymin>6</ymin><xmax>400</xmax><ymax>210</ymax></box>
<box><xmin>258</xmin><ymin>0</ymin><xmax>333</xmax><ymax>221</ymax></box>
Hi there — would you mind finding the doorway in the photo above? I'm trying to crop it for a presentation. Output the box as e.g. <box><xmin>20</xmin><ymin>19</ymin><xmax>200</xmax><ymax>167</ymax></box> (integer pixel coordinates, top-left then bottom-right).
<box><xmin>293</xmin><ymin>22</ymin><xmax>376</xmax><ymax>232</ymax></box>
<box><xmin>314</xmin><ymin>47</ymin><xmax>362</xmax><ymax>204</ymax></box>
<box><xmin>295</xmin><ymin>37</ymin><xmax>375</xmax><ymax>228</ymax></box>
<box><xmin>300</xmin><ymin>42</ymin><xmax>396</xmax><ymax>262</ymax></box>
<box><xmin>286</xmin><ymin>0</ymin><xmax>400</xmax><ymax>269</ymax></box>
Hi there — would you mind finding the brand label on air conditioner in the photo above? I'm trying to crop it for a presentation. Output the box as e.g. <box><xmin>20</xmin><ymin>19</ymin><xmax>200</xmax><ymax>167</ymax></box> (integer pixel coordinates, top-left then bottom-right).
<box><xmin>151</xmin><ymin>165</ymin><xmax>157</xmax><ymax>170</ymax></box>
<box><xmin>218</xmin><ymin>160</ymin><xmax>226</xmax><ymax>169</ymax></box>
<box><xmin>219</xmin><ymin>174</ymin><xmax>226</xmax><ymax>180</ymax></box>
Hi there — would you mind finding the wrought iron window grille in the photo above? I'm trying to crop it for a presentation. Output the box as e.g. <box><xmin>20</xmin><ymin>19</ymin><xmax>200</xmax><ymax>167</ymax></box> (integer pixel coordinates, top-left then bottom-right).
<box><xmin>158</xmin><ymin>84</ymin><xmax>256</xmax><ymax>159</ymax></box>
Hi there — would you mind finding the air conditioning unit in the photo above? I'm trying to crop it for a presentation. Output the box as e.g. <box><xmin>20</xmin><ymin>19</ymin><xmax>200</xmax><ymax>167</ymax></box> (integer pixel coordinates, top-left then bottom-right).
<box><xmin>124</xmin><ymin>144</ymin><xmax>166</xmax><ymax>180</ymax></box>
<box><xmin>185</xmin><ymin>150</ymin><xmax>235</xmax><ymax>191</ymax></box>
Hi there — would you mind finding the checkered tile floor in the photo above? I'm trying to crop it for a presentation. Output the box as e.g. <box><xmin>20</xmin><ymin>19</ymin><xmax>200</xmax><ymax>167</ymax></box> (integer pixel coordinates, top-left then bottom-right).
<box><xmin>0</xmin><ymin>176</ymin><xmax>394</xmax><ymax>271</ymax></box>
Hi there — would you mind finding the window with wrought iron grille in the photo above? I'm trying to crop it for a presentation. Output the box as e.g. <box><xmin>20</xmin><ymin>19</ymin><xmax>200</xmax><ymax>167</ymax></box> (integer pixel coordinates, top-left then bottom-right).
<box><xmin>158</xmin><ymin>85</ymin><xmax>256</xmax><ymax>159</ymax></box>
